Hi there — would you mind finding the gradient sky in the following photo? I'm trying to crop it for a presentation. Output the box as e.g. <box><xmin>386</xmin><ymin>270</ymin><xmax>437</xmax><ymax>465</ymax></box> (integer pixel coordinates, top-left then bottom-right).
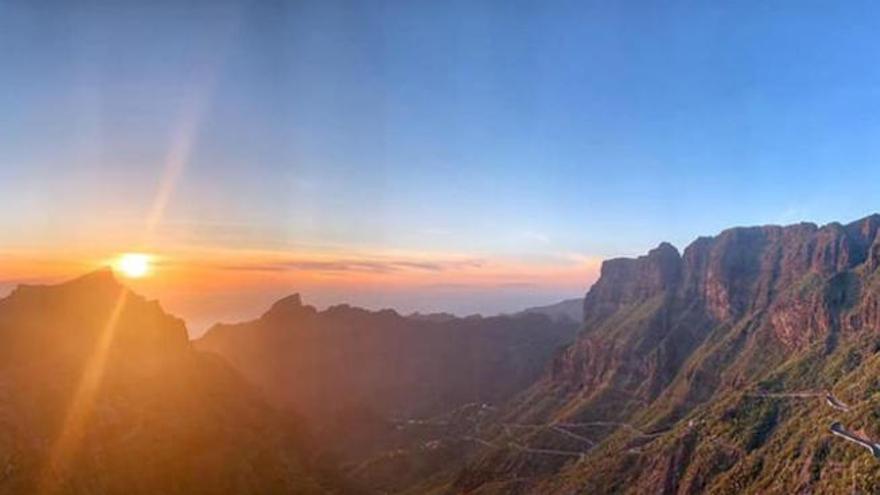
<box><xmin>3</xmin><ymin>1</ymin><xmax>880</xmax><ymax>333</ymax></box>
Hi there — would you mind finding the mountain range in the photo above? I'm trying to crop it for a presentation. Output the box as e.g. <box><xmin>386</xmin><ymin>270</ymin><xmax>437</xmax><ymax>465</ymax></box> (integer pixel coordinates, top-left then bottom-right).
<box><xmin>6</xmin><ymin>214</ymin><xmax>880</xmax><ymax>493</ymax></box>
<box><xmin>195</xmin><ymin>296</ymin><xmax>580</xmax><ymax>464</ymax></box>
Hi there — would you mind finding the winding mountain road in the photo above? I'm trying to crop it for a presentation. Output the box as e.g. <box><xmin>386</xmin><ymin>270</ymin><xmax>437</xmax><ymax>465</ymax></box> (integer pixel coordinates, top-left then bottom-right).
<box><xmin>550</xmin><ymin>425</ymin><xmax>596</xmax><ymax>446</ymax></box>
<box><xmin>744</xmin><ymin>390</ymin><xmax>850</xmax><ymax>412</ymax></box>
<box><xmin>825</xmin><ymin>393</ymin><xmax>850</xmax><ymax>412</ymax></box>
<box><xmin>747</xmin><ymin>389</ymin><xmax>880</xmax><ymax>462</ymax></box>
<box><xmin>470</xmin><ymin>390</ymin><xmax>862</xmax><ymax>462</ymax></box>
<box><xmin>406</xmin><ymin>389</ymin><xmax>856</xmax><ymax>463</ymax></box>
<box><xmin>464</xmin><ymin>435</ymin><xmax>585</xmax><ymax>458</ymax></box>
<box><xmin>829</xmin><ymin>422</ymin><xmax>880</xmax><ymax>458</ymax></box>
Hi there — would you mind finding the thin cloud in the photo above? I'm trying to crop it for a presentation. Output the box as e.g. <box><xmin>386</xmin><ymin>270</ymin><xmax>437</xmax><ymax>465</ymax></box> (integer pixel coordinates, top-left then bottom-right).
<box><xmin>422</xmin><ymin>281</ymin><xmax>539</xmax><ymax>290</ymax></box>
<box><xmin>216</xmin><ymin>257</ymin><xmax>485</xmax><ymax>274</ymax></box>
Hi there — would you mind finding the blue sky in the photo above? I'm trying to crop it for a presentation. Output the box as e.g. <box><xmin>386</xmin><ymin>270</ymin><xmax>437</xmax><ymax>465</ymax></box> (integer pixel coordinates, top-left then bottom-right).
<box><xmin>3</xmin><ymin>1</ymin><xmax>880</xmax><ymax>325</ymax></box>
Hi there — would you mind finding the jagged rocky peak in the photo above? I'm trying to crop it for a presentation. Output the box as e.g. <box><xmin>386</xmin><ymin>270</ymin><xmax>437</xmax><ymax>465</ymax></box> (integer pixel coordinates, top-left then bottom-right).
<box><xmin>647</xmin><ymin>241</ymin><xmax>683</xmax><ymax>283</ymax></box>
<box><xmin>584</xmin><ymin>242</ymin><xmax>682</xmax><ymax>319</ymax></box>
<box><xmin>271</xmin><ymin>293</ymin><xmax>304</xmax><ymax>310</ymax></box>
<box><xmin>262</xmin><ymin>293</ymin><xmax>316</xmax><ymax>321</ymax></box>
<box><xmin>67</xmin><ymin>266</ymin><xmax>120</xmax><ymax>286</ymax></box>
<box><xmin>599</xmin><ymin>242</ymin><xmax>682</xmax><ymax>288</ymax></box>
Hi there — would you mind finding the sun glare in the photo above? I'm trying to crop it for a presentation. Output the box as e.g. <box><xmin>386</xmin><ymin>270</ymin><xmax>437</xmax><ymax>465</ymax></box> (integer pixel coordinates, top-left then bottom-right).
<box><xmin>117</xmin><ymin>253</ymin><xmax>151</xmax><ymax>278</ymax></box>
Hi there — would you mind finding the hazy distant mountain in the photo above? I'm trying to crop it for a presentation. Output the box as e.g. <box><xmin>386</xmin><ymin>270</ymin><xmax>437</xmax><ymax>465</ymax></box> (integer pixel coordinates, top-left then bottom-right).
<box><xmin>439</xmin><ymin>214</ymin><xmax>880</xmax><ymax>494</ymax></box>
<box><xmin>518</xmin><ymin>297</ymin><xmax>584</xmax><ymax>323</ymax></box>
<box><xmin>195</xmin><ymin>296</ymin><xmax>579</xmax><ymax>463</ymax></box>
<box><xmin>0</xmin><ymin>271</ymin><xmax>346</xmax><ymax>494</ymax></box>
<box><xmin>406</xmin><ymin>311</ymin><xmax>459</xmax><ymax>322</ymax></box>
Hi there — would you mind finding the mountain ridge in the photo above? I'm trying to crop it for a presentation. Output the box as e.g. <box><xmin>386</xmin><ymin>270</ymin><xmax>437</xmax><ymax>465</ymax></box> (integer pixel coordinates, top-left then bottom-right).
<box><xmin>8</xmin><ymin>213</ymin><xmax>880</xmax><ymax>493</ymax></box>
<box><xmin>439</xmin><ymin>212</ymin><xmax>880</xmax><ymax>494</ymax></box>
<box><xmin>195</xmin><ymin>293</ymin><xmax>581</xmax><ymax>470</ymax></box>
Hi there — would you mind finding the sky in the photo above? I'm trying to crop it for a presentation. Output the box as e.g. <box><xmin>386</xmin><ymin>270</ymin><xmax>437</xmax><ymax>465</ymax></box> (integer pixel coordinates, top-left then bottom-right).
<box><xmin>3</xmin><ymin>1</ymin><xmax>880</xmax><ymax>334</ymax></box>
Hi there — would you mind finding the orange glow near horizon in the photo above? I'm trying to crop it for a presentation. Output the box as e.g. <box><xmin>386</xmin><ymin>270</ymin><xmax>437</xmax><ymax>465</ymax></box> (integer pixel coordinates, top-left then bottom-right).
<box><xmin>0</xmin><ymin>245</ymin><xmax>602</xmax><ymax>334</ymax></box>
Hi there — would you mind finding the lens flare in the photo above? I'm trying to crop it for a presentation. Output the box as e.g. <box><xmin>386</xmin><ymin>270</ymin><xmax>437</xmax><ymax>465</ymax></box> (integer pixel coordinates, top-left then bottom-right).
<box><xmin>117</xmin><ymin>253</ymin><xmax>151</xmax><ymax>278</ymax></box>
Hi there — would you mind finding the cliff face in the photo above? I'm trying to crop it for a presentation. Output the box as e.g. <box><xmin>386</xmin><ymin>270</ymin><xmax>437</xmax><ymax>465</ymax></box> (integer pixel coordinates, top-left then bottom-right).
<box><xmin>687</xmin><ymin>218</ymin><xmax>880</xmax><ymax>325</ymax></box>
<box><xmin>554</xmin><ymin>216</ymin><xmax>880</xmax><ymax>405</ymax></box>
<box><xmin>540</xmin><ymin>241</ymin><xmax>709</xmax><ymax>423</ymax></box>
<box><xmin>449</xmin><ymin>214</ymin><xmax>880</xmax><ymax>494</ymax></box>
<box><xmin>0</xmin><ymin>271</ymin><xmax>344</xmax><ymax>494</ymax></box>
<box><xmin>583</xmin><ymin>242</ymin><xmax>682</xmax><ymax>322</ymax></box>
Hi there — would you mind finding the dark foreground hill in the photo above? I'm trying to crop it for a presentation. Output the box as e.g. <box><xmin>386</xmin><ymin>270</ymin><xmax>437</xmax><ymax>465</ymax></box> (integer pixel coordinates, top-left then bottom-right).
<box><xmin>0</xmin><ymin>270</ymin><xmax>347</xmax><ymax>494</ymax></box>
<box><xmin>440</xmin><ymin>214</ymin><xmax>880</xmax><ymax>494</ymax></box>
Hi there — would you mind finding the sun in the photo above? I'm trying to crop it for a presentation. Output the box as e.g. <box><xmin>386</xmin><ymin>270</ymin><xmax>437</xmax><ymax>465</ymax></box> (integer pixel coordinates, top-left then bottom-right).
<box><xmin>116</xmin><ymin>253</ymin><xmax>152</xmax><ymax>278</ymax></box>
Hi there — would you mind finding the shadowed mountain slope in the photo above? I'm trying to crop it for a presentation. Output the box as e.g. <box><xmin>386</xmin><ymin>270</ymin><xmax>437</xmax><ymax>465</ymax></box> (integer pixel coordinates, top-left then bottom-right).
<box><xmin>0</xmin><ymin>270</ymin><xmax>347</xmax><ymax>494</ymax></box>
<box><xmin>195</xmin><ymin>298</ymin><xmax>579</xmax><ymax>464</ymax></box>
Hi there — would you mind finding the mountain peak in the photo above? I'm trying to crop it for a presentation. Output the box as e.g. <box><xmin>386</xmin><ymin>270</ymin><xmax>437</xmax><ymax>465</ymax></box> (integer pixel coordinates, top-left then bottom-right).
<box><xmin>262</xmin><ymin>293</ymin><xmax>315</xmax><ymax>321</ymax></box>
<box><xmin>12</xmin><ymin>267</ymin><xmax>122</xmax><ymax>298</ymax></box>
<box><xmin>652</xmin><ymin>241</ymin><xmax>679</xmax><ymax>255</ymax></box>
<box><xmin>65</xmin><ymin>266</ymin><xmax>120</xmax><ymax>287</ymax></box>
<box><xmin>647</xmin><ymin>241</ymin><xmax>681</xmax><ymax>265</ymax></box>
<box><xmin>271</xmin><ymin>293</ymin><xmax>303</xmax><ymax>310</ymax></box>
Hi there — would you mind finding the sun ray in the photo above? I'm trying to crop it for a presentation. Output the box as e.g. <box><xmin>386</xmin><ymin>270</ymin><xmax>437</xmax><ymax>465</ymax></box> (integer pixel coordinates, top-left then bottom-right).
<box><xmin>144</xmin><ymin>96</ymin><xmax>206</xmax><ymax>240</ymax></box>
<box><xmin>37</xmin><ymin>289</ymin><xmax>129</xmax><ymax>495</ymax></box>
<box><xmin>141</xmin><ymin>25</ymin><xmax>234</xmax><ymax>244</ymax></box>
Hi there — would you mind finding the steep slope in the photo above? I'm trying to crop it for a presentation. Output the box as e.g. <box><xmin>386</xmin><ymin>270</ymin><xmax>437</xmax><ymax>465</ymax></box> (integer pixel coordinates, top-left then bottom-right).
<box><xmin>0</xmin><ymin>270</ymin><xmax>346</xmax><ymax>494</ymax></box>
<box><xmin>195</xmin><ymin>298</ymin><xmax>579</xmax><ymax>464</ymax></box>
<box><xmin>447</xmin><ymin>214</ymin><xmax>880</xmax><ymax>494</ymax></box>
